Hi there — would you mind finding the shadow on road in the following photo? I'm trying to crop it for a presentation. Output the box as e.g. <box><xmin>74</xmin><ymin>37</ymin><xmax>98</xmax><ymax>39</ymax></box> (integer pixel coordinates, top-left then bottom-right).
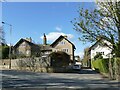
<box><xmin>1</xmin><ymin>69</ymin><xmax>120</xmax><ymax>89</ymax></box>
<box><xmin>79</xmin><ymin>69</ymin><xmax>98</xmax><ymax>74</ymax></box>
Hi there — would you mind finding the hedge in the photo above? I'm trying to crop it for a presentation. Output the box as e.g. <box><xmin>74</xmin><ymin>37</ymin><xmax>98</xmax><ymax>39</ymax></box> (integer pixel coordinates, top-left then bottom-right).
<box><xmin>92</xmin><ymin>59</ymin><xmax>109</xmax><ymax>73</ymax></box>
<box><xmin>0</xmin><ymin>46</ymin><xmax>9</xmax><ymax>59</ymax></box>
<box><xmin>115</xmin><ymin>58</ymin><xmax>120</xmax><ymax>80</ymax></box>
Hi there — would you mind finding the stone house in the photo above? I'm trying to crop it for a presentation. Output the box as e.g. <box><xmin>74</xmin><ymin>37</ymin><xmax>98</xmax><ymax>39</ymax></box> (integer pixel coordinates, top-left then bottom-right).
<box><xmin>38</xmin><ymin>34</ymin><xmax>76</xmax><ymax>63</ymax></box>
<box><xmin>50</xmin><ymin>35</ymin><xmax>76</xmax><ymax>62</ymax></box>
<box><xmin>13</xmin><ymin>38</ymin><xmax>40</xmax><ymax>57</ymax></box>
<box><xmin>40</xmin><ymin>45</ymin><xmax>52</xmax><ymax>57</ymax></box>
<box><xmin>13</xmin><ymin>34</ymin><xmax>76</xmax><ymax>63</ymax></box>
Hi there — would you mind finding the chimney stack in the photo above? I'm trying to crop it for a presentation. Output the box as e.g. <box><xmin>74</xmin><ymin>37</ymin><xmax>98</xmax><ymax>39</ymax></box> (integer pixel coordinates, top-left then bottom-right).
<box><xmin>64</xmin><ymin>35</ymin><xmax>67</xmax><ymax>38</ymax></box>
<box><xmin>96</xmin><ymin>35</ymin><xmax>103</xmax><ymax>41</ymax></box>
<box><xmin>25</xmin><ymin>37</ymin><xmax>32</xmax><ymax>42</ymax></box>
<box><xmin>43</xmin><ymin>33</ymin><xmax>47</xmax><ymax>45</ymax></box>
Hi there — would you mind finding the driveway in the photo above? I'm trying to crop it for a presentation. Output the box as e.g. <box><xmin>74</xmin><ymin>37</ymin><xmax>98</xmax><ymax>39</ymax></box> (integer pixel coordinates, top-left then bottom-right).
<box><xmin>1</xmin><ymin>69</ymin><xmax>120</xmax><ymax>90</ymax></box>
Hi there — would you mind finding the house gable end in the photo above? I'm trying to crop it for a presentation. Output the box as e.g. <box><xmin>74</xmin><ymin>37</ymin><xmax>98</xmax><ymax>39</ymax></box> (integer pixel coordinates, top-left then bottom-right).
<box><xmin>14</xmin><ymin>38</ymin><xmax>40</xmax><ymax>48</ymax></box>
<box><xmin>50</xmin><ymin>35</ymin><xmax>75</xmax><ymax>49</ymax></box>
<box><xmin>90</xmin><ymin>39</ymin><xmax>112</xmax><ymax>59</ymax></box>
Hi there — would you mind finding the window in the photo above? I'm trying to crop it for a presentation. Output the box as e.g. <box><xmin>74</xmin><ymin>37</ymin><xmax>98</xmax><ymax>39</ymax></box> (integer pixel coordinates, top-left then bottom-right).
<box><xmin>63</xmin><ymin>42</ymin><xmax>65</xmax><ymax>44</ymax></box>
<box><xmin>62</xmin><ymin>48</ymin><xmax>69</xmax><ymax>53</ymax></box>
<box><xmin>19</xmin><ymin>42</ymin><xmax>26</xmax><ymax>48</ymax></box>
<box><xmin>54</xmin><ymin>50</ymin><xmax>58</xmax><ymax>52</ymax></box>
<box><xmin>96</xmin><ymin>52</ymin><xmax>104</xmax><ymax>55</ymax></box>
<box><xmin>59</xmin><ymin>41</ymin><xmax>65</xmax><ymax>45</ymax></box>
<box><xmin>45</xmin><ymin>51</ymin><xmax>50</xmax><ymax>54</ymax></box>
<box><xmin>101</xmin><ymin>52</ymin><xmax>104</xmax><ymax>55</ymax></box>
<box><xmin>26</xmin><ymin>50</ymin><xmax>30</xmax><ymax>55</ymax></box>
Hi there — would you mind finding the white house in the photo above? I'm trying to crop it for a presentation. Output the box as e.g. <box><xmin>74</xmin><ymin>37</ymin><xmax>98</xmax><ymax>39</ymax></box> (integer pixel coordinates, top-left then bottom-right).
<box><xmin>90</xmin><ymin>39</ymin><xmax>112</xmax><ymax>60</ymax></box>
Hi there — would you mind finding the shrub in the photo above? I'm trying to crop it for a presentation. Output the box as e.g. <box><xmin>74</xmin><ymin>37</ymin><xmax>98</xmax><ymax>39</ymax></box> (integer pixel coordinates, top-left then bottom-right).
<box><xmin>49</xmin><ymin>51</ymin><xmax>70</xmax><ymax>67</ymax></box>
<box><xmin>115</xmin><ymin>58</ymin><xmax>120</xmax><ymax>80</ymax></box>
<box><xmin>92</xmin><ymin>59</ymin><xmax>109</xmax><ymax>73</ymax></box>
<box><xmin>0</xmin><ymin>46</ymin><xmax>9</xmax><ymax>59</ymax></box>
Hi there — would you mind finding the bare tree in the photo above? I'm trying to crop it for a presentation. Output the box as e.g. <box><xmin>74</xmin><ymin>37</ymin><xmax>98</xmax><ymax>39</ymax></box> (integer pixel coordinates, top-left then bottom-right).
<box><xmin>0</xmin><ymin>26</ymin><xmax>5</xmax><ymax>44</ymax></box>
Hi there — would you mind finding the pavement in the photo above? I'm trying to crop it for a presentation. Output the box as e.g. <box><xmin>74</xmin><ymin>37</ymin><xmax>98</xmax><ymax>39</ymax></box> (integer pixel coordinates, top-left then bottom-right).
<box><xmin>0</xmin><ymin>69</ymin><xmax>120</xmax><ymax>90</ymax></box>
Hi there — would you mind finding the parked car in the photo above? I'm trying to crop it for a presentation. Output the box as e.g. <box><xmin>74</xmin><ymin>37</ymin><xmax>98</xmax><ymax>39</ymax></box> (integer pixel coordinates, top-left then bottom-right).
<box><xmin>73</xmin><ymin>64</ymin><xmax>81</xmax><ymax>70</ymax></box>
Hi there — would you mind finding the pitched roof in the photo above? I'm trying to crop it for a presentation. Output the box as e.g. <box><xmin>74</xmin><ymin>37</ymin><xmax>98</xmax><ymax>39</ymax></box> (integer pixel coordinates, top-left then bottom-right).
<box><xmin>14</xmin><ymin>38</ymin><xmax>40</xmax><ymax>48</ymax></box>
<box><xmin>89</xmin><ymin>38</ymin><xmax>111</xmax><ymax>51</ymax></box>
<box><xmin>0</xmin><ymin>42</ymin><xmax>8</xmax><ymax>46</ymax></box>
<box><xmin>38</xmin><ymin>44</ymin><xmax>52</xmax><ymax>51</ymax></box>
<box><xmin>50</xmin><ymin>35</ymin><xmax>76</xmax><ymax>49</ymax></box>
<box><xmin>89</xmin><ymin>38</ymin><xmax>102</xmax><ymax>50</ymax></box>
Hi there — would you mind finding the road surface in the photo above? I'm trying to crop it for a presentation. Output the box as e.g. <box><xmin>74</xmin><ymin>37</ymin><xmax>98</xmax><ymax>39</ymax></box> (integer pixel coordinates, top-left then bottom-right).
<box><xmin>0</xmin><ymin>69</ymin><xmax>120</xmax><ymax>90</ymax></box>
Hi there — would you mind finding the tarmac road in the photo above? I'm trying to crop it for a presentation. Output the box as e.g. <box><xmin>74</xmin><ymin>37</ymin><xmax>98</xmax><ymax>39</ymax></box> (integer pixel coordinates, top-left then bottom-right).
<box><xmin>0</xmin><ymin>69</ymin><xmax>120</xmax><ymax>90</ymax></box>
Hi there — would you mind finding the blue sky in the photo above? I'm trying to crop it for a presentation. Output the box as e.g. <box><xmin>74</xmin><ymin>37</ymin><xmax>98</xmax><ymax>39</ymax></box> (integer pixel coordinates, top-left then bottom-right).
<box><xmin>2</xmin><ymin>2</ymin><xmax>96</xmax><ymax>58</ymax></box>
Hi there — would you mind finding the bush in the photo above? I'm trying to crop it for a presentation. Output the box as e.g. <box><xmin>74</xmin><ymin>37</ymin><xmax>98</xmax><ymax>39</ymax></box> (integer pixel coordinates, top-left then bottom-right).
<box><xmin>0</xmin><ymin>46</ymin><xmax>9</xmax><ymax>59</ymax></box>
<box><xmin>115</xmin><ymin>58</ymin><xmax>120</xmax><ymax>80</ymax></box>
<box><xmin>92</xmin><ymin>59</ymin><xmax>109</xmax><ymax>73</ymax></box>
<box><xmin>49</xmin><ymin>51</ymin><xmax>70</xmax><ymax>67</ymax></box>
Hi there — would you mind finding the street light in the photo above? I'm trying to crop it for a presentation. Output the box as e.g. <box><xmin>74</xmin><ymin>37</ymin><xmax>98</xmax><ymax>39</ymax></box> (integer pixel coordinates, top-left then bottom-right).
<box><xmin>2</xmin><ymin>21</ymin><xmax>12</xmax><ymax>69</ymax></box>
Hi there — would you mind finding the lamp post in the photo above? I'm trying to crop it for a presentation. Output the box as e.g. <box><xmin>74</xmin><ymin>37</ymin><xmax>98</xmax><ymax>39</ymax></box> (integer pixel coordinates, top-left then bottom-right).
<box><xmin>2</xmin><ymin>21</ymin><xmax>12</xmax><ymax>69</ymax></box>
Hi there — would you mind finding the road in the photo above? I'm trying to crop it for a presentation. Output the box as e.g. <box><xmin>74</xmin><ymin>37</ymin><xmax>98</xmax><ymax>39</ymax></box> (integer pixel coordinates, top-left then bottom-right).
<box><xmin>1</xmin><ymin>69</ymin><xmax>120</xmax><ymax>90</ymax></box>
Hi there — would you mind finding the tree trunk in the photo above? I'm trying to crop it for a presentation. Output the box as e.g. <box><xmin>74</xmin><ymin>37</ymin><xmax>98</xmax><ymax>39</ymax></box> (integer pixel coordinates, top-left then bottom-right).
<box><xmin>109</xmin><ymin>58</ymin><xmax>114</xmax><ymax>80</ymax></box>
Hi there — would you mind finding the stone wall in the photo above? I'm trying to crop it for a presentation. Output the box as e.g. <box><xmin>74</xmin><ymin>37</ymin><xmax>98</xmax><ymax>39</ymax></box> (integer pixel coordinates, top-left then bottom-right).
<box><xmin>0</xmin><ymin>57</ymin><xmax>51</xmax><ymax>71</ymax></box>
<box><xmin>0</xmin><ymin>58</ymin><xmax>72</xmax><ymax>73</ymax></box>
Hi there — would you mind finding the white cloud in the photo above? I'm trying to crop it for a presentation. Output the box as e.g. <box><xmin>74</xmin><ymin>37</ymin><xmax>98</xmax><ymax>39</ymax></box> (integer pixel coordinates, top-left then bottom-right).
<box><xmin>55</xmin><ymin>26</ymin><xmax>62</xmax><ymax>32</ymax></box>
<box><xmin>40</xmin><ymin>32</ymin><xmax>74</xmax><ymax>42</ymax></box>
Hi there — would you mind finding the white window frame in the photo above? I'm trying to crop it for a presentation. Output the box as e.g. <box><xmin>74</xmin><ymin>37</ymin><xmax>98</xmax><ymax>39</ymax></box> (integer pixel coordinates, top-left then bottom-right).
<box><xmin>62</xmin><ymin>48</ymin><xmax>69</xmax><ymax>53</ymax></box>
<box><xmin>59</xmin><ymin>41</ymin><xmax>65</xmax><ymax>45</ymax></box>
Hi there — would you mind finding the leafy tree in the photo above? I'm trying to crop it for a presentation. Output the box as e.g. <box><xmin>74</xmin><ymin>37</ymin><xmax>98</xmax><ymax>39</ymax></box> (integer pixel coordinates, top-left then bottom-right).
<box><xmin>0</xmin><ymin>45</ymin><xmax>9</xmax><ymax>59</ymax></box>
<box><xmin>72</xmin><ymin>0</ymin><xmax>120</xmax><ymax>58</ymax></box>
<box><xmin>0</xmin><ymin>26</ymin><xmax>7</xmax><ymax>59</ymax></box>
<box><xmin>72</xmin><ymin>0</ymin><xmax>120</xmax><ymax>80</ymax></box>
<box><xmin>83</xmin><ymin>47</ymin><xmax>92</xmax><ymax>67</ymax></box>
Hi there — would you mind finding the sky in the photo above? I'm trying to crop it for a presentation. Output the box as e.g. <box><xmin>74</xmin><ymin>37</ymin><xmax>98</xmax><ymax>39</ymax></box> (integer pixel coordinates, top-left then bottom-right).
<box><xmin>2</xmin><ymin>1</ymin><xmax>97</xmax><ymax>58</ymax></box>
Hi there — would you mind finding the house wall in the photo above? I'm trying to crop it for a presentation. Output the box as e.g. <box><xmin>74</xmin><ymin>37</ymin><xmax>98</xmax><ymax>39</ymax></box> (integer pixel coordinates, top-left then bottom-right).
<box><xmin>15</xmin><ymin>41</ymin><xmax>31</xmax><ymax>56</ymax></box>
<box><xmin>31</xmin><ymin>45</ymin><xmax>40</xmax><ymax>56</ymax></box>
<box><xmin>52</xmin><ymin>38</ymin><xmax>74</xmax><ymax>60</ymax></box>
<box><xmin>91</xmin><ymin>40</ymin><xmax>112</xmax><ymax>60</ymax></box>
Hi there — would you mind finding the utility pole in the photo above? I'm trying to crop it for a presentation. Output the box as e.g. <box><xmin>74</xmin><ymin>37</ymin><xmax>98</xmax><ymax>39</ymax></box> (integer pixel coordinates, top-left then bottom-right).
<box><xmin>2</xmin><ymin>21</ymin><xmax>12</xmax><ymax>69</ymax></box>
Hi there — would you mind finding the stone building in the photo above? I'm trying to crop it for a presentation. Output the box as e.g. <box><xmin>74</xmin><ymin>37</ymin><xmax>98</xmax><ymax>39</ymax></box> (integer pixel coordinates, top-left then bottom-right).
<box><xmin>13</xmin><ymin>34</ymin><xmax>76</xmax><ymax>62</ymax></box>
<box><xmin>50</xmin><ymin>35</ymin><xmax>76</xmax><ymax>61</ymax></box>
<box><xmin>13</xmin><ymin>38</ymin><xmax>40</xmax><ymax>57</ymax></box>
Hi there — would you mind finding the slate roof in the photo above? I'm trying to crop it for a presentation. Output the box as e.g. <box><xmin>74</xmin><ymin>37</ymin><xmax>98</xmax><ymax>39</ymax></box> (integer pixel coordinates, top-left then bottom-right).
<box><xmin>38</xmin><ymin>44</ymin><xmax>52</xmax><ymax>51</ymax></box>
<box><xmin>14</xmin><ymin>38</ymin><xmax>40</xmax><ymax>48</ymax></box>
<box><xmin>88</xmin><ymin>39</ymin><xmax>103</xmax><ymax>52</ymax></box>
<box><xmin>0</xmin><ymin>42</ymin><xmax>8</xmax><ymax>46</ymax></box>
<box><xmin>89</xmin><ymin>37</ymin><xmax>111</xmax><ymax>51</ymax></box>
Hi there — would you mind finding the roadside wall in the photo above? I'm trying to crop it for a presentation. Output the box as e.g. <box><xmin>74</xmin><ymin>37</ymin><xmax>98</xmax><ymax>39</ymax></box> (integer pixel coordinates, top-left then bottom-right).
<box><xmin>0</xmin><ymin>57</ymin><xmax>51</xmax><ymax>70</ymax></box>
